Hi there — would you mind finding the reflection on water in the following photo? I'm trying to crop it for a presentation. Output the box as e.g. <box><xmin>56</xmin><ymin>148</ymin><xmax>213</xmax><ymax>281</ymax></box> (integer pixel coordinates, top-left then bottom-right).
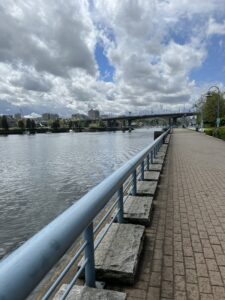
<box><xmin>0</xmin><ymin>128</ymin><xmax>157</xmax><ymax>258</ymax></box>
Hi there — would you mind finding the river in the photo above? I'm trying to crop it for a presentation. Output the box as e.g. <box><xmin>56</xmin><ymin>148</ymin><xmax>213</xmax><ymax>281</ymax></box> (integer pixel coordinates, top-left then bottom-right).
<box><xmin>0</xmin><ymin>128</ymin><xmax>158</xmax><ymax>259</ymax></box>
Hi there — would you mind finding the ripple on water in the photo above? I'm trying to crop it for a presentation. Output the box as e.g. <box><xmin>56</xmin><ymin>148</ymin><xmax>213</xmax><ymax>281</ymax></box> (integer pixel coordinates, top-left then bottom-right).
<box><xmin>0</xmin><ymin>128</ymin><xmax>157</xmax><ymax>259</ymax></box>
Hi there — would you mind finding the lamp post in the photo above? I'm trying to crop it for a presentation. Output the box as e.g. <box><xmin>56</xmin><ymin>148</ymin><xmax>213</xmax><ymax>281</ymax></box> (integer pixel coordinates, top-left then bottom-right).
<box><xmin>207</xmin><ymin>85</ymin><xmax>221</xmax><ymax>128</ymax></box>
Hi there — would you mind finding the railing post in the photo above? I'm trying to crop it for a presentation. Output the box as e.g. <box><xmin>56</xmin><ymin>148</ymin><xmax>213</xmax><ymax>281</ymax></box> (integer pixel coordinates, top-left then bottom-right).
<box><xmin>151</xmin><ymin>150</ymin><xmax>153</xmax><ymax>164</ymax></box>
<box><xmin>84</xmin><ymin>223</ymin><xmax>96</xmax><ymax>288</ymax></box>
<box><xmin>132</xmin><ymin>169</ymin><xmax>137</xmax><ymax>195</ymax></box>
<box><xmin>117</xmin><ymin>186</ymin><xmax>124</xmax><ymax>223</ymax></box>
<box><xmin>141</xmin><ymin>161</ymin><xmax>144</xmax><ymax>181</ymax></box>
<box><xmin>147</xmin><ymin>154</ymin><xmax>150</xmax><ymax>171</ymax></box>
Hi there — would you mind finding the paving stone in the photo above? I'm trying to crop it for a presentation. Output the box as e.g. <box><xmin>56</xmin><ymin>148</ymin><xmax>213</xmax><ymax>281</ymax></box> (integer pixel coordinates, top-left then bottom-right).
<box><xmin>137</xmin><ymin>181</ymin><xmax>157</xmax><ymax>197</ymax></box>
<box><xmin>149</xmin><ymin>272</ymin><xmax>161</xmax><ymax>287</ymax></box>
<box><xmin>206</xmin><ymin>259</ymin><xmax>219</xmax><ymax>271</ymax></box>
<box><xmin>212</xmin><ymin>286</ymin><xmax>225</xmax><ymax>300</ymax></box>
<box><xmin>175</xmin><ymin>275</ymin><xmax>185</xmax><ymax>291</ymax></box>
<box><xmin>54</xmin><ymin>285</ymin><xmax>127</xmax><ymax>300</ymax></box>
<box><xmin>186</xmin><ymin>268</ymin><xmax>197</xmax><ymax>283</ymax></box>
<box><xmin>144</xmin><ymin>171</ymin><xmax>160</xmax><ymax>181</ymax></box>
<box><xmin>186</xmin><ymin>283</ymin><xmax>199</xmax><ymax>300</ymax></box>
<box><xmin>147</xmin><ymin>287</ymin><xmax>160</xmax><ymax>300</ymax></box>
<box><xmin>123</xmin><ymin>196</ymin><xmax>153</xmax><ymax>225</ymax></box>
<box><xmin>196</xmin><ymin>264</ymin><xmax>208</xmax><ymax>277</ymax></box>
<box><xmin>103</xmin><ymin>129</ymin><xmax>225</xmax><ymax>298</ymax></box>
<box><xmin>200</xmin><ymin>294</ymin><xmax>214</xmax><ymax>300</ymax></box>
<box><xmin>199</xmin><ymin>277</ymin><xmax>212</xmax><ymax>294</ymax></box>
<box><xmin>175</xmin><ymin>290</ymin><xmax>187</xmax><ymax>300</ymax></box>
<box><xmin>208</xmin><ymin>270</ymin><xmax>223</xmax><ymax>286</ymax></box>
<box><xmin>161</xmin><ymin>281</ymin><xmax>173</xmax><ymax>298</ymax></box>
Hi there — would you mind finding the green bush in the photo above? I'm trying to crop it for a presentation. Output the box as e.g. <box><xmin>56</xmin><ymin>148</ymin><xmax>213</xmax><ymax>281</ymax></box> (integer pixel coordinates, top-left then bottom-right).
<box><xmin>214</xmin><ymin>127</ymin><xmax>225</xmax><ymax>140</ymax></box>
<box><xmin>205</xmin><ymin>127</ymin><xmax>225</xmax><ymax>140</ymax></box>
<box><xmin>204</xmin><ymin>128</ymin><xmax>213</xmax><ymax>136</ymax></box>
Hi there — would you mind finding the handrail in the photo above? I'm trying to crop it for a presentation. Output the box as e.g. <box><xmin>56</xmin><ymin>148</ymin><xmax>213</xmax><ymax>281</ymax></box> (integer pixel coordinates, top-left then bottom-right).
<box><xmin>0</xmin><ymin>128</ymin><xmax>170</xmax><ymax>300</ymax></box>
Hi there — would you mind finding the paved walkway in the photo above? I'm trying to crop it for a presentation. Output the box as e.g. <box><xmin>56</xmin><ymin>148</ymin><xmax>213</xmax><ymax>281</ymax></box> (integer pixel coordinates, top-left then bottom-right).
<box><xmin>109</xmin><ymin>129</ymin><xmax>225</xmax><ymax>300</ymax></box>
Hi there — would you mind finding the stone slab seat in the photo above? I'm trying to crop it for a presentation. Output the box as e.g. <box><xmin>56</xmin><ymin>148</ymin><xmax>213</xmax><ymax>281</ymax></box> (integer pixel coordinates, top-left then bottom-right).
<box><xmin>155</xmin><ymin>151</ymin><xmax>166</xmax><ymax>159</ymax></box>
<box><xmin>148</xmin><ymin>163</ymin><xmax>163</xmax><ymax>172</ymax></box>
<box><xmin>54</xmin><ymin>285</ymin><xmax>126</xmax><ymax>300</ymax></box>
<box><xmin>123</xmin><ymin>195</ymin><xmax>153</xmax><ymax>225</ymax></box>
<box><xmin>159</xmin><ymin>144</ymin><xmax>168</xmax><ymax>152</ymax></box>
<box><xmin>165</xmin><ymin>135</ymin><xmax>171</xmax><ymax>144</ymax></box>
<box><xmin>153</xmin><ymin>157</ymin><xmax>164</xmax><ymax>164</ymax></box>
<box><xmin>78</xmin><ymin>223</ymin><xmax>145</xmax><ymax>285</ymax></box>
<box><xmin>137</xmin><ymin>180</ymin><xmax>158</xmax><ymax>196</ymax></box>
<box><xmin>144</xmin><ymin>171</ymin><xmax>160</xmax><ymax>181</ymax></box>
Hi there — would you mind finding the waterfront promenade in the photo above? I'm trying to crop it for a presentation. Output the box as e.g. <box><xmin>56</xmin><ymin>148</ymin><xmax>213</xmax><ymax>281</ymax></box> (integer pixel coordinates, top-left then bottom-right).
<box><xmin>109</xmin><ymin>129</ymin><xmax>225</xmax><ymax>300</ymax></box>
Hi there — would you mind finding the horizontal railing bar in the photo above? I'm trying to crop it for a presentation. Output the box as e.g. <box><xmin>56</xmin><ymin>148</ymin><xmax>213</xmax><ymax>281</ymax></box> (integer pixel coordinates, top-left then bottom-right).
<box><xmin>0</xmin><ymin>129</ymin><xmax>169</xmax><ymax>300</ymax></box>
<box><xmin>94</xmin><ymin>214</ymin><xmax>116</xmax><ymax>251</ymax></box>
<box><xmin>94</xmin><ymin>198</ymin><xmax>119</xmax><ymax>234</ymax></box>
<box><xmin>42</xmin><ymin>241</ymin><xmax>87</xmax><ymax>300</ymax></box>
<box><xmin>59</xmin><ymin>258</ymin><xmax>88</xmax><ymax>300</ymax></box>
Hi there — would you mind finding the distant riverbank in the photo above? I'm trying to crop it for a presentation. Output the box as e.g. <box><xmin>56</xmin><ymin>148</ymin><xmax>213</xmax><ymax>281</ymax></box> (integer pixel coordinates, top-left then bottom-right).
<box><xmin>0</xmin><ymin>127</ymin><xmax>131</xmax><ymax>135</ymax></box>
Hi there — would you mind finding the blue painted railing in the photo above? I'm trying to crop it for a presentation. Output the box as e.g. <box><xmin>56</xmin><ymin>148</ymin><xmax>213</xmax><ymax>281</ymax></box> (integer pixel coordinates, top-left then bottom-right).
<box><xmin>0</xmin><ymin>128</ymin><xmax>170</xmax><ymax>300</ymax></box>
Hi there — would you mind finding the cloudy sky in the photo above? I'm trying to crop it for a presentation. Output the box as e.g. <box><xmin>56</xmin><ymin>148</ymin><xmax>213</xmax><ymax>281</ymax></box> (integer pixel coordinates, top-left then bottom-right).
<box><xmin>0</xmin><ymin>0</ymin><xmax>225</xmax><ymax>117</ymax></box>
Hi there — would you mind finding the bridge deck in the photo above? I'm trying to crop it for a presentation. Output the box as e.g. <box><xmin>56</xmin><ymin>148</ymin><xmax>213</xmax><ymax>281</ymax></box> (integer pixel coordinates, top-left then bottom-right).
<box><xmin>108</xmin><ymin>129</ymin><xmax>225</xmax><ymax>299</ymax></box>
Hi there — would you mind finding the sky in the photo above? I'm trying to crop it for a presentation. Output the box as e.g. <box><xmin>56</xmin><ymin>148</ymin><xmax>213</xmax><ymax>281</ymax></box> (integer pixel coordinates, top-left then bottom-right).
<box><xmin>0</xmin><ymin>0</ymin><xmax>225</xmax><ymax>117</ymax></box>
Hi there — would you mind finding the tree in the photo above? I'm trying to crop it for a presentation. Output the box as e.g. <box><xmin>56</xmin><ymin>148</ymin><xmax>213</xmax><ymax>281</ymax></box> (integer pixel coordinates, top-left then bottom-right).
<box><xmin>30</xmin><ymin>119</ymin><xmax>36</xmax><ymax>130</ymax></box>
<box><xmin>203</xmin><ymin>92</ymin><xmax>225</xmax><ymax>126</ymax></box>
<box><xmin>26</xmin><ymin>118</ymin><xmax>31</xmax><ymax>129</ymax></box>
<box><xmin>18</xmin><ymin>119</ymin><xmax>25</xmax><ymax>130</ymax></box>
<box><xmin>1</xmin><ymin>115</ymin><xmax>9</xmax><ymax>130</ymax></box>
<box><xmin>51</xmin><ymin>119</ymin><xmax>60</xmax><ymax>130</ymax></box>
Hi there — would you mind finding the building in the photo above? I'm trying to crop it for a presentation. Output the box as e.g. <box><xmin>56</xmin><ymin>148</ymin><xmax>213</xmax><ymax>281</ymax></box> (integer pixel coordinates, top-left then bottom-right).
<box><xmin>42</xmin><ymin>113</ymin><xmax>59</xmax><ymax>121</ymax></box>
<box><xmin>71</xmin><ymin>113</ymin><xmax>88</xmax><ymax>120</ymax></box>
<box><xmin>88</xmin><ymin>109</ymin><xmax>100</xmax><ymax>120</ymax></box>
<box><xmin>14</xmin><ymin>113</ymin><xmax>21</xmax><ymax>120</ymax></box>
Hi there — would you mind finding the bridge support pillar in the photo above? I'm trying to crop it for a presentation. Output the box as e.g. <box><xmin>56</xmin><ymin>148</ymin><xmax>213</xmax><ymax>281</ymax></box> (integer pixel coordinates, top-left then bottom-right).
<box><xmin>128</xmin><ymin>119</ymin><xmax>132</xmax><ymax>132</ymax></box>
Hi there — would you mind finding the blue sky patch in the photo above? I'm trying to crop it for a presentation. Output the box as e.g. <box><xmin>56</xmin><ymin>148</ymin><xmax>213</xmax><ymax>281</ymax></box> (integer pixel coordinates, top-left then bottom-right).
<box><xmin>190</xmin><ymin>35</ymin><xmax>225</xmax><ymax>85</ymax></box>
<box><xmin>95</xmin><ymin>42</ymin><xmax>115</xmax><ymax>82</ymax></box>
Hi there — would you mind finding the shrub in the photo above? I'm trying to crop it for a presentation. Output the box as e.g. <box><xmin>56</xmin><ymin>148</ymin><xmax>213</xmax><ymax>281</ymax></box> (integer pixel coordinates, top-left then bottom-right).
<box><xmin>216</xmin><ymin>127</ymin><xmax>225</xmax><ymax>140</ymax></box>
<box><xmin>204</xmin><ymin>128</ymin><xmax>213</xmax><ymax>136</ymax></box>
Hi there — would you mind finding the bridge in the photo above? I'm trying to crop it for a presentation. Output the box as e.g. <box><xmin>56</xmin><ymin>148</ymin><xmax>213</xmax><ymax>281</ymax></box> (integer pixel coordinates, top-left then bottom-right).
<box><xmin>101</xmin><ymin>112</ymin><xmax>197</xmax><ymax>129</ymax></box>
<box><xmin>1</xmin><ymin>127</ymin><xmax>225</xmax><ymax>300</ymax></box>
<box><xmin>101</xmin><ymin>111</ymin><xmax>196</xmax><ymax>122</ymax></box>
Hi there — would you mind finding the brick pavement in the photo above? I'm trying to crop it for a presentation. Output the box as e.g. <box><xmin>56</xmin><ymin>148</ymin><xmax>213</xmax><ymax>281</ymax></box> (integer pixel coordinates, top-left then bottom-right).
<box><xmin>109</xmin><ymin>129</ymin><xmax>225</xmax><ymax>300</ymax></box>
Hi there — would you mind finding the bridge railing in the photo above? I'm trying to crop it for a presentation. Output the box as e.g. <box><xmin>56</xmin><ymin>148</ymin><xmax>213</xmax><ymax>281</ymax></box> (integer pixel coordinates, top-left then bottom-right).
<box><xmin>0</xmin><ymin>128</ymin><xmax>170</xmax><ymax>300</ymax></box>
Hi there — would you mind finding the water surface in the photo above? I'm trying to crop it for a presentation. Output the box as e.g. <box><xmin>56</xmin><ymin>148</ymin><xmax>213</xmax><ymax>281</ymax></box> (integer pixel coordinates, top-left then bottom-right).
<box><xmin>0</xmin><ymin>128</ymin><xmax>157</xmax><ymax>258</ymax></box>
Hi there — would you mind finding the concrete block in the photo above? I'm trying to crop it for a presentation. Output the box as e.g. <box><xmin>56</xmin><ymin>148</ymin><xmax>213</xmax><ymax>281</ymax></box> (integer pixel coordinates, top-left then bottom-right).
<box><xmin>149</xmin><ymin>163</ymin><xmax>163</xmax><ymax>172</ymax></box>
<box><xmin>144</xmin><ymin>171</ymin><xmax>160</xmax><ymax>181</ymax></box>
<box><xmin>153</xmin><ymin>158</ymin><xmax>164</xmax><ymax>164</ymax></box>
<box><xmin>156</xmin><ymin>151</ymin><xmax>166</xmax><ymax>159</ymax></box>
<box><xmin>137</xmin><ymin>181</ymin><xmax>157</xmax><ymax>196</ymax></box>
<box><xmin>164</xmin><ymin>134</ymin><xmax>171</xmax><ymax>144</ymax></box>
<box><xmin>124</xmin><ymin>195</ymin><xmax>153</xmax><ymax>225</ymax></box>
<box><xmin>94</xmin><ymin>223</ymin><xmax>145</xmax><ymax>284</ymax></box>
<box><xmin>160</xmin><ymin>144</ymin><xmax>168</xmax><ymax>152</ymax></box>
<box><xmin>54</xmin><ymin>284</ymin><xmax>126</xmax><ymax>300</ymax></box>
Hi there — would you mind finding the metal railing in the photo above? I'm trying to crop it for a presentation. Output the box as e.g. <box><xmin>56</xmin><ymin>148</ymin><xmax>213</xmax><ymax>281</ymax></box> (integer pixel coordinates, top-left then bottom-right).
<box><xmin>0</xmin><ymin>128</ymin><xmax>170</xmax><ymax>300</ymax></box>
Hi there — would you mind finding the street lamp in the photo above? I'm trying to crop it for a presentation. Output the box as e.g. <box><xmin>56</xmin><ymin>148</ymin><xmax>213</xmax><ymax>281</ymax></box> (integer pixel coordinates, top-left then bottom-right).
<box><xmin>207</xmin><ymin>85</ymin><xmax>221</xmax><ymax>128</ymax></box>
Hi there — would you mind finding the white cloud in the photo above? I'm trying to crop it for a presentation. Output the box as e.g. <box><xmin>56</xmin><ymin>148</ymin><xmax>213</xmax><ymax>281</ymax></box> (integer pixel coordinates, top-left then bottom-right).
<box><xmin>0</xmin><ymin>0</ymin><xmax>224</xmax><ymax>115</ymax></box>
<box><xmin>24</xmin><ymin>112</ymin><xmax>41</xmax><ymax>119</ymax></box>
<box><xmin>207</xmin><ymin>18</ymin><xmax>225</xmax><ymax>36</ymax></box>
